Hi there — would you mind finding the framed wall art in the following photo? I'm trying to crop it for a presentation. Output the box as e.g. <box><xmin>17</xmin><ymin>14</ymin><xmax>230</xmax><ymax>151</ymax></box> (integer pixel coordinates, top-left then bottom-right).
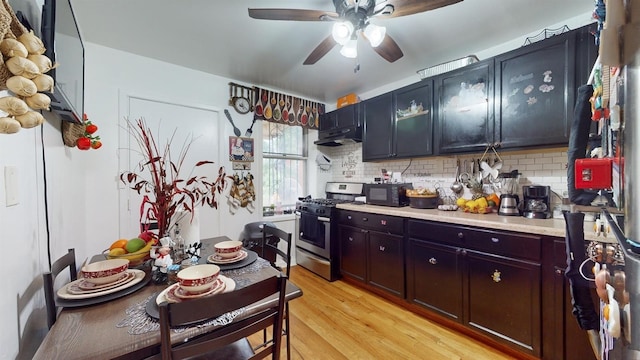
<box><xmin>229</xmin><ymin>136</ymin><xmax>254</xmax><ymax>162</ymax></box>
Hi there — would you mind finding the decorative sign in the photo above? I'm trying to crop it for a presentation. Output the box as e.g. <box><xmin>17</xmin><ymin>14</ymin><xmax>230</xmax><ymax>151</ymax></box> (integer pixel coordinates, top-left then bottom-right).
<box><xmin>253</xmin><ymin>86</ymin><xmax>325</xmax><ymax>129</ymax></box>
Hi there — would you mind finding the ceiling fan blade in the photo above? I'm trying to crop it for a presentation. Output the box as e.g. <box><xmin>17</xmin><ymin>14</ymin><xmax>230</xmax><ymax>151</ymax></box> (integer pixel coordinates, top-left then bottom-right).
<box><xmin>378</xmin><ymin>0</ymin><xmax>462</xmax><ymax>18</ymax></box>
<box><xmin>304</xmin><ymin>35</ymin><xmax>338</xmax><ymax>65</ymax></box>
<box><xmin>373</xmin><ymin>34</ymin><xmax>403</xmax><ymax>63</ymax></box>
<box><xmin>248</xmin><ymin>8</ymin><xmax>338</xmax><ymax>21</ymax></box>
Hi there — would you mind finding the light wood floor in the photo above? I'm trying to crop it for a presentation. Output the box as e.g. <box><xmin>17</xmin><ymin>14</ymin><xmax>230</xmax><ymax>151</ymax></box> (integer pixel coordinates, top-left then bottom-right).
<box><xmin>249</xmin><ymin>265</ymin><xmax>517</xmax><ymax>360</ymax></box>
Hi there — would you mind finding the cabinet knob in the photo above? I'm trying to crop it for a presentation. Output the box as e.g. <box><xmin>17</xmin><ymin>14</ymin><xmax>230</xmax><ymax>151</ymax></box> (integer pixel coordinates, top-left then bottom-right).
<box><xmin>362</xmin><ymin>217</ymin><xmax>368</xmax><ymax>222</ymax></box>
<box><xmin>460</xmin><ymin>249</ymin><xmax>467</xmax><ymax>256</ymax></box>
<box><xmin>457</xmin><ymin>232</ymin><xmax>464</xmax><ymax>239</ymax></box>
<box><xmin>491</xmin><ymin>237</ymin><xmax>500</xmax><ymax>243</ymax></box>
<box><xmin>555</xmin><ymin>269</ymin><xmax>563</xmax><ymax>275</ymax></box>
<box><xmin>348</xmin><ymin>236</ymin><xmax>353</xmax><ymax>242</ymax></box>
<box><xmin>428</xmin><ymin>257</ymin><xmax>437</xmax><ymax>265</ymax></box>
<box><xmin>379</xmin><ymin>246</ymin><xmax>386</xmax><ymax>252</ymax></box>
<box><xmin>347</xmin><ymin>215</ymin><xmax>352</xmax><ymax>220</ymax></box>
<box><xmin>491</xmin><ymin>269</ymin><xmax>502</xmax><ymax>283</ymax></box>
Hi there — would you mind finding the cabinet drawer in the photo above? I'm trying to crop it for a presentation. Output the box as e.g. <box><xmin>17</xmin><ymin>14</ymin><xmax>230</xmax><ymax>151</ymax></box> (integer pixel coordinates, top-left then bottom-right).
<box><xmin>463</xmin><ymin>228</ymin><xmax>542</xmax><ymax>261</ymax></box>
<box><xmin>339</xmin><ymin>211</ymin><xmax>404</xmax><ymax>234</ymax></box>
<box><xmin>408</xmin><ymin>220</ymin><xmax>464</xmax><ymax>246</ymax></box>
<box><xmin>408</xmin><ymin>220</ymin><xmax>541</xmax><ymax>261</ymax></box>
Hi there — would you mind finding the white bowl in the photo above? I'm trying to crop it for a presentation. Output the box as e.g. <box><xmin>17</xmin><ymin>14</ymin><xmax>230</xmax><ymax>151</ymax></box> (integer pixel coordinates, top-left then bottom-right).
<box><xmin>214</xmin><ymin>240</ymin><xmax>243</xmax><ymax>259</ymax></box>
<box><xmin>177</xmin><ymin>264</ymin><xmax>220</xmax><ymax>294</ymax></box>
<box><xmin>82</xmin><ymin>259</ymin><xmax>129</xmax><ymax>285</ymax></box>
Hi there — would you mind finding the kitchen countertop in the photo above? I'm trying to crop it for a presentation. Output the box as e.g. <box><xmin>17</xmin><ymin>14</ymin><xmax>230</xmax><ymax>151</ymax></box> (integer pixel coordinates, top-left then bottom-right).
<box><xmin>337</xmin><ymin>203</ymin><xmax>616</xmax><ymax>243</ymax></box>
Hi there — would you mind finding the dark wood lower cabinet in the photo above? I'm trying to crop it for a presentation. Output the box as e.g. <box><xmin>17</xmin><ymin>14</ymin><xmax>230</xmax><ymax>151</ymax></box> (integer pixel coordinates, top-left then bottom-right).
<box><xmin>339</xmin><ymin>225</ymin><xmax>367</xmax><ymax>282</ymax></box>
<box><xmin>338</xmin><ymin>210</ymin><xmax>600</xmax><ymax>359</ymax></box>
<box><xmin>368</xmin><ymin>231</ymin><xmax>404</xmax><ymax>297</ymax></box>
<box><xmin>466</xmin><ymin>251</ymin><xmax>541</xmax><ymax>356</ymax></box>
<box><xmin>407</xmin><ymin>240</ymin><xmax>463</xmax><ymax>321</ymax></box>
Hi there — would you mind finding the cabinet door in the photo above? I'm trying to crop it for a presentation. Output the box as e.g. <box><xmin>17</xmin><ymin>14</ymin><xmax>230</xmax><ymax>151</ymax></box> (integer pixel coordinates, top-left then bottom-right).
<box><xmin>368</xmin><ymin>231</ymin><xmax>404</xmax><ymax>297</ymax></box>
<box><xmin>335</xmin><ymin>103</ymin><xmax>359</xmax><ymax>129</ymax></box>
<box><xmin>394</xmin><ymin>80</ymin><xmax>434</xmax><ymax>158</ymax></box>
<box><xmin>338</xmin><ymin>225</ymin><xmax>367</xmax><ymax>282</ymax></box>
<box><xmin>362</xmin><ymin>92</ymin><xmax>394</xmax><ymax>161</ymax></box>
<box><xmin>495</xmin><ymin>33</ymin><xmax>575</xmax><ymax>148</ymax></box>
<box><xmin>466</xmin><ymin>251</ymin><xmax>541</xmax><ymax>357</ymax></box>
<box><xmin>436</xmin><ymin>59</ymin><xmax>494</xmax><ymax>154</ymax></box>
<box><xmin>407</xmin><ymin>239</ymin><xmax>463</xmax><ymax>321</ymax></box>
<box><xmin>318</xmin><ymin>111</ymin><xmax>336</xmax><ymax>132</ymax></box>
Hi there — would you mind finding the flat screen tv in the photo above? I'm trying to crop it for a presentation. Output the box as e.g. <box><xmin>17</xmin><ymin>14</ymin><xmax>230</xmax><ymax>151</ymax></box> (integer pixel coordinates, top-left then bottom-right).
<box><xmin>40</xmin><ymin>0</ymin><xmax>84</xmax><ymax>123</ymax></box>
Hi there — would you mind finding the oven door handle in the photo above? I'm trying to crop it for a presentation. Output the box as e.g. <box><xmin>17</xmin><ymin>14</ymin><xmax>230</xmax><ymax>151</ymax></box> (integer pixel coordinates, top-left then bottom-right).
<box><xmin>318</xmin><ymin>216</ymin><xmax>330</xmax><ymax>222</ymax></box>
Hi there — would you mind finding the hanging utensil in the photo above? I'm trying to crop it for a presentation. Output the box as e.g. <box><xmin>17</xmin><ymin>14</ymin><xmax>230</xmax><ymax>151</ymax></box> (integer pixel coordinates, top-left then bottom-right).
<box><xmin>223</xmin><ymin>109</ymin><xmax>242</xmax><ymax>137</ymax></box>
<box><xmin>450</xmin><ymin>159</ymin><xmax>464</xmax><ymax>194</ymax></box>
<box><xmin>245</xmin><ymin>118</ymin><xmax>257</xmax><ymax>137</ymax></box>
<box><xmin>255</xmin><ymin>88</ymin><xmax>264</xmax><ymax>117</ymax></box>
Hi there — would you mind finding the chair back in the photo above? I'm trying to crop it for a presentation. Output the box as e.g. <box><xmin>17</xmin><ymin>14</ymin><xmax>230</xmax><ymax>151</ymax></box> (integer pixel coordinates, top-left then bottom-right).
<box><xmin>42</xmin><ymin>248</ymin><xmax>77</xmax><ymax>329</ymax></box>
<box><xmin>262</xmin><ymin>224</ymin><xmax>292</xmax><ymax>276</ymax></box>
<box><xmin>158</xmin><ymin>273</ymin><xmax>288</xmax><ymax>360</ymax></box>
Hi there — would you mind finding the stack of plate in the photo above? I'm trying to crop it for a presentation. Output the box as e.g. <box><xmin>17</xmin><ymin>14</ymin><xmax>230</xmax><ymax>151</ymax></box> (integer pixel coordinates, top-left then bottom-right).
<box><xmin>156</xmin><ymin>275</ymin><xmax>235</xmax><ymax>304</ymax></box>
<box><xmin>57</xmin><ymin>268</ymin><xmax>146</xmax><ymax>300</ymax></box>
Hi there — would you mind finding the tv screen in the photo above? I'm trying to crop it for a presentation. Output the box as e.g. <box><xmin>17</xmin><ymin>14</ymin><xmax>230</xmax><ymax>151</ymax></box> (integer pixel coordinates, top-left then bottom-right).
<box><xmin>41</xmin><ymin>0</ymin><xmax>84</xmax><ymax>123</ymax></box>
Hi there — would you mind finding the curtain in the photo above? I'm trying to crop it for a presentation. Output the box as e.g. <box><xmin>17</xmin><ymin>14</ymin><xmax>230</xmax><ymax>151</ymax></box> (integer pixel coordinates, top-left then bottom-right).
<box><xmin>253</xmin><ymin>87</ymin><xmax>325</xmax><ymax>129</ymax></box>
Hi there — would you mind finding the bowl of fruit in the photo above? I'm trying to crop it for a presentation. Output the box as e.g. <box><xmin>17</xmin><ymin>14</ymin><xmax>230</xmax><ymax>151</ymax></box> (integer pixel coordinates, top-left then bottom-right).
<box><xmin>104</xmin><ymin>231</ymin><xmax>156</xmax><ymax>266</ymax></box>
<box><xmin>456</xmin><ymin>193</ymin><xmax>500</xmax><ymax>214</ymax></box>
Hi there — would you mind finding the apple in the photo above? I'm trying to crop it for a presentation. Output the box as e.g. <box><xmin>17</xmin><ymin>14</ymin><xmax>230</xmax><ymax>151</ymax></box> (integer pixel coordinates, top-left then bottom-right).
<box><xmin>138</xmin><ymin>230</ymin><xmax>156</xmax><ymax>243</ymax></box>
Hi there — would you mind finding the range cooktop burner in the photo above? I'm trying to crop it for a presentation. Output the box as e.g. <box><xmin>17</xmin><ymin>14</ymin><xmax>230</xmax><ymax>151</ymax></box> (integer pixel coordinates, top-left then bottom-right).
<box><xmin>302</xmin><ymin>198</ymin><xmax>351</xmax><ymax>206</ymax></box>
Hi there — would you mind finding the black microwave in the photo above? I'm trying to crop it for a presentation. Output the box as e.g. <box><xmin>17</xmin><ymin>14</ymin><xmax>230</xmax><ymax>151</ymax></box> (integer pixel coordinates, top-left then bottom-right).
<box><xmin>364</xmin><ymin>183</ymin><xmax>413</xmax><ymax>207</ymax></box>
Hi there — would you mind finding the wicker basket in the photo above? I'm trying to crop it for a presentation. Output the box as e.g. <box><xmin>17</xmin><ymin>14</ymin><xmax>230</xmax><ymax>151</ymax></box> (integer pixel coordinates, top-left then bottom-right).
<box><xmin>61</xmin><ymin>121</ymin><xmax>85</xmax><ymax>147</ymax></box>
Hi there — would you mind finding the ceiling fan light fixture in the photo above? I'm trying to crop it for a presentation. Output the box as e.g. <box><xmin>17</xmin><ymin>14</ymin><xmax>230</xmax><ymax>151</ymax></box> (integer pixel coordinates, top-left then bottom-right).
<box><xmin>340</xmin><ymin>38</ymin><xmax>358</xmax><ymax>58</ymax></box>
<box><xmin>332</xmin><ymin>21</ymin><xmax>354</xmax><ymax>45</ymax></box>
<box><xmin>364</xmin><ymin>23</ymin><xmax>386</xmax><ymax>47</ymax></box>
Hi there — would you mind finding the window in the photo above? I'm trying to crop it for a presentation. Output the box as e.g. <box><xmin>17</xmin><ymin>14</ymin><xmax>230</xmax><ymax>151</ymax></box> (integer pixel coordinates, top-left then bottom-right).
<box><xmin>262</xmin><ymin>121</ymin><xmax>306</xmax><ymax>211</ymax></box>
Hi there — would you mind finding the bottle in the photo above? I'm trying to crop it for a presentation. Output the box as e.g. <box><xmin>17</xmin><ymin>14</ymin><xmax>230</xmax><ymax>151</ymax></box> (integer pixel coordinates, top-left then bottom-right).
<box><xmin>173</xmin><ymin>226</ymin><xmax>185</xmax><ymax>263</ymax></box>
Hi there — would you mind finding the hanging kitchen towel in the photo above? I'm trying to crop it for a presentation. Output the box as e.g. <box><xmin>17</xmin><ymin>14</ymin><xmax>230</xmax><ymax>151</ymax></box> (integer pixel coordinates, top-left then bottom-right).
<box><xmin>563</xmin><ymin>211</ymin><xmax>599</xmax><ymax>331</ymax></box>
<box><xmin>567</xmin><ymin>84</ymin><xmax>599</xmax><ymax>205</ymax></box>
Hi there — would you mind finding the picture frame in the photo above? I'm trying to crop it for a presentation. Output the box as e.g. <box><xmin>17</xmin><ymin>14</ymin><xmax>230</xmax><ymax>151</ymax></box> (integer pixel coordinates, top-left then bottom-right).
<box><xmin>228</xmin><ymin>136</ymin><xmax>254</xmax><ymax>162</ymax></box>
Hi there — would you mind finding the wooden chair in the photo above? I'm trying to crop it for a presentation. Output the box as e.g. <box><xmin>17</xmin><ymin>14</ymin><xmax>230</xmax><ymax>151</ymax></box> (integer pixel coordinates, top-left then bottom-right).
<box><xmin>260</xmin><ymin>224</ymin><xmax>292</xmax><ymax>360</ymax></box>
<box><xmin>42</xmin><ymin>248</ymin><xmax>77</xmax><ymax>329</ymax></box>
<box><xmin>157</xmin><ymin>274</ymin><xmax>288</xmax><ymax>360</ymax></box>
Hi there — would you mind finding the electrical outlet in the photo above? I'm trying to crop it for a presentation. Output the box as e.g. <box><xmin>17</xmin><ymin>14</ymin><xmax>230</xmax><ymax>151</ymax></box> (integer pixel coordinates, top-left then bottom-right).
<box><xmin>4</xmin><ymin>166</ymin><xmax>18</xmax><ymax>206</ymax></box>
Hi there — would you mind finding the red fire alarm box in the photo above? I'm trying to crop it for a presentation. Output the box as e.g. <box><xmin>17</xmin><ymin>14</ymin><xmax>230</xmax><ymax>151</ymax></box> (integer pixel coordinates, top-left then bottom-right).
<box><xmin>574</xmin><ymin>158</ymin><xmax>613</xmax><ymax>189</ymax></box>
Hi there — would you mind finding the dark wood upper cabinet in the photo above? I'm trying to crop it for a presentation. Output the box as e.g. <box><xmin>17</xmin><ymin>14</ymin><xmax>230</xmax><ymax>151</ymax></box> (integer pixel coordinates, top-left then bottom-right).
<box><xmin>362</xmin><ymin>92</ymin><xmax>394</xmax><ymax>161</ymax></box>
<box><xmin>436</xmin><ymin>59</ymin><xmax>495</xmax><ymax>154</ymax></box>
<box><xmin>495</xmin><ymin>32</ymin><xmax>576</xmax><ymax>149</ymax></box>
<box><xmin>362</xmin><ymin>81</ymin><xmax>434</xmax><ymax>161</ymax></box>
<box><xmin>319</xmin><ymin>103</ymin><xmax>360</xmax><ymax>132</ymax></box>
<box><xmin>394</xmin><ymin>80</ymin><xmax>434</xmax><ymax>158</ymax></box>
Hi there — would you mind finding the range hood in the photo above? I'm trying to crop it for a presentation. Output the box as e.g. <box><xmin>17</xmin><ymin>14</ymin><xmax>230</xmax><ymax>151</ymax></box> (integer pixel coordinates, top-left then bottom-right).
<box><xmin>314</xmin><ymin>126</ymin><xmax>362</xmax><ymax>147</ymax></box>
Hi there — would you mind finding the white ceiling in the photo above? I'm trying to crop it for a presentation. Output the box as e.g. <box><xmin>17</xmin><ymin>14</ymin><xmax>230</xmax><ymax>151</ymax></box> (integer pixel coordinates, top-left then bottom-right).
<box><xmin>71</xmin><ymin>0</ymin><xmax>595</xmax><ymax>104</ymax></box>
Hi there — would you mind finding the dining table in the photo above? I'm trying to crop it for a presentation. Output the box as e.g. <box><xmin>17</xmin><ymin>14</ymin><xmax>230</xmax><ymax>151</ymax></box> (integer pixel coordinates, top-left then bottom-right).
<box><xmin>32</xmin><ymin>236</ymin><xmax>302</xmax><ymax>360</ymax></box>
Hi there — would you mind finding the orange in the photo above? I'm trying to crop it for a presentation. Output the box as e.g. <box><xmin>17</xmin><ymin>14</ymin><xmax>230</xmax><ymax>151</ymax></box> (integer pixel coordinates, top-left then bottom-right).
<box><xmin>109</xmin><ymin>239</ymin><xmax>128</xmax><ymax>251</ymax></box>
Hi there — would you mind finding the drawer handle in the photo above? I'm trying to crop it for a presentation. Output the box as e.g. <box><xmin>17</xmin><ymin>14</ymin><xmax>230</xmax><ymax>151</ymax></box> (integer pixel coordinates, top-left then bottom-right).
<box><xmin>555</xmin><ymin>269</ymin><xmax>563</xmax><ymax>275</ymax></box>
<box><xmin>491</xmin><ymin>237</ymin><xmax>500</xmax><ymax>243</ymax></box>
<box><xmin>491</xmin><ymin>269</ymin><xmax>502</xmax><ymax>283</ymax></box>
<box><xmin>348</xmin><ymin>237</ymin><xmax>353</xmax><ymax>242</ymax></box>
<box><xmin>428</xmin><ymin>257</ymin><xmax>437</xmax><ymax>265</ymax></box>
<box><xmin>457</xmin><ymin>232</ymin><xmax>464</xmax><ymax>239</ymax></box>
<box><xmin>347</xmin><ymin>215</ymin><xmax>352</xmax><ymax>220</ymax></box>
<box><xmin>363</xmin><ymin>217</ymin><xmax>368</xmax><ymax>222</ymax></box>
<box><xmin>379</xmin><ymin>246</ymin><xmax>386</xmax><ymax>252</ymax></box>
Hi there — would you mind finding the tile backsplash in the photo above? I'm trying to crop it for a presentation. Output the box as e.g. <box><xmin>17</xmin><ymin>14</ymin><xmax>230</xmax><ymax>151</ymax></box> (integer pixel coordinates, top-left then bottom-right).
<box><xmin>321</xmin><ymin>143</ymin><xmax>569</xmax><ymax>206</ymax></box>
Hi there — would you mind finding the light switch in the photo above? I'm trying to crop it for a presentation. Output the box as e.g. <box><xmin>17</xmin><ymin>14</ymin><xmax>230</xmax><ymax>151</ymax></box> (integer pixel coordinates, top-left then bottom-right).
<box><xmin>4</xmin><ymin>166</ymin><xmax>18</xmax><ymax>206</ymax></box>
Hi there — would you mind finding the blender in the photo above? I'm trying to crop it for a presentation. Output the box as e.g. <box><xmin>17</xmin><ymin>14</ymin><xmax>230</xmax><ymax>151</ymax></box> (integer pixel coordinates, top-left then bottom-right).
<box><xmin>497</xmin><ymin>170</ymin><xmax>520</xmax><ymax>216</ymax></box>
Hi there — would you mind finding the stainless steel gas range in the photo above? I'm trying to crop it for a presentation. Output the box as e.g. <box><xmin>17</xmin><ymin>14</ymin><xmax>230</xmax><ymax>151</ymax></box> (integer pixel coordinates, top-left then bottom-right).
<box><xmin>294</xmin><ymin>182</ymin><xmax>364</xmax><ymax>281</ymax></box>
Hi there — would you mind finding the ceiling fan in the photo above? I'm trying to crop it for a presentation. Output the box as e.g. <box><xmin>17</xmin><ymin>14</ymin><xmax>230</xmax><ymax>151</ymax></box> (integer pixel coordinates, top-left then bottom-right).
<box><xmin>248</xmin><ymin>0</ymin><xmax>463</xmax><ymax>65</ymax></box>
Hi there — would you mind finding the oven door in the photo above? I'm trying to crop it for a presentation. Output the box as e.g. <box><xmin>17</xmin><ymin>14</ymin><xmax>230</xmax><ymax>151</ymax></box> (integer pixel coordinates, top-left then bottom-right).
<box><xmin>296</xmin><ymin>211</ymin><xmax>331</xmax><ymax>259</ymax></box>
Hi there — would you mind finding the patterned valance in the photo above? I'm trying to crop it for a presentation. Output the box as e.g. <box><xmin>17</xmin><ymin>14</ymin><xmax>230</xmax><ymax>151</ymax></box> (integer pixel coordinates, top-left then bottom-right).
<box><xmin>253</xmin><ymin>87</ymin><xmax>325</xmax><ymax>129</ymax></box>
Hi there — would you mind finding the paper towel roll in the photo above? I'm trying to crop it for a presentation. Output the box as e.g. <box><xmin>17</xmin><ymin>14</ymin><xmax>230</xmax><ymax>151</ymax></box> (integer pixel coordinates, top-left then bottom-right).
<box><xmin>174</xmin><ymin>208</ymin><xmax>200</xmax><ymax>246</ymax></box>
